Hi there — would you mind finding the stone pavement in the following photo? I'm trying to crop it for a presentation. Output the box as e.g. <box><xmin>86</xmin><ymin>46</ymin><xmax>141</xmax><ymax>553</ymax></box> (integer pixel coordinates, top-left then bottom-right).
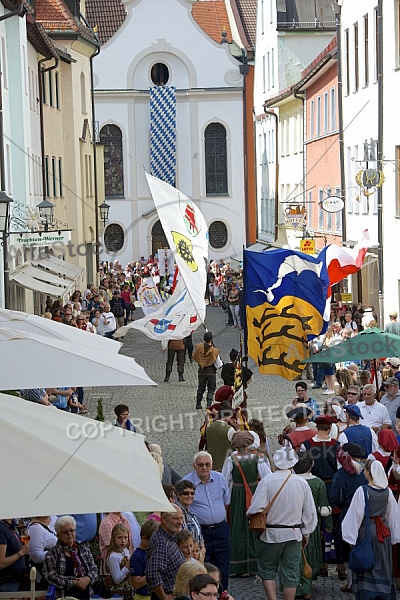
<box><xmin>85</xmin><ymin>305</ymin><xmax>400</xmax><ymax>600</ymax></box>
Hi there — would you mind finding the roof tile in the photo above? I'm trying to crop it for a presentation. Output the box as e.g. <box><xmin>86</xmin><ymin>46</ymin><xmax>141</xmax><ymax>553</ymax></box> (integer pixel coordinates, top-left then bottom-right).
<box><xmin>233</xmin><ymin>0</ymin><xmax>257</xmax><ymax>49</ymax></box>
<box><xmin>85</xmin><ymin>0</ymin><xmax>127</xmax><ymax>45</ymax></box>
<box><xmin>192</xmin><ymin>1</ymin><xmax>232</xmax><ymax>44</ymax></box>
<box><xmin>35</xmin><ymin>0</ymin><xmax>78</xmax><ymax>32</ymax></box>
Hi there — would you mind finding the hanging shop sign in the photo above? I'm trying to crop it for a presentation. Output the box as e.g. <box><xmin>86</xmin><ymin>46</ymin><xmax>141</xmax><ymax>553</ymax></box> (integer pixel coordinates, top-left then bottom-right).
<box><xmin>321</xmin><ymin>196</ymin><xmax>344</xmax><ymax>213</ymax></box>
<box><xmin>284</xmin><ymin>205</ymin><xmax>307</xmax><ymax>230</ymax></box>
<box><xmin>300</xmin><ymin>239</ymin><xmax>316</xmax><ymax>254</ymax></box>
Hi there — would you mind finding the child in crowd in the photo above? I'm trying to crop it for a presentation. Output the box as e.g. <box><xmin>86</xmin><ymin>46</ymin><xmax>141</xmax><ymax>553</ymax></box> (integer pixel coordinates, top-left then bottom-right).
<box><xmin>191</xmin><ymin>540</ymin><xmax>202</xmax><ymax>563</ymax></box>
<box><xmin>114</xmin><ymin>404</ymin><xmax>136</xmax><ymax>432</ymax></box>
<box><xmin>130</xmin><ymin>520</ymin><xmax>159</xmax><ymax>600</ymax></box>
<box><xmin>68</xmin><ymin>388</ymin><xmax>87</xmax><ymax>414</ymax></box>
<box><xmin>177</xmin><ymin>530</ymin><xmax>194</xmax><ymax>561</ymax></box>
<box><xmin>106</xmin><ymin>524</ymin><xmax>132</xmax><ymax>586</ymax></box>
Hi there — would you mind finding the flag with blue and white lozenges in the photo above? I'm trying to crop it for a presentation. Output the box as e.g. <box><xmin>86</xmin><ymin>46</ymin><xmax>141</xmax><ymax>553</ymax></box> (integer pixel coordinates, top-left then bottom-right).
<box><xmin>150</xmin><ymin>86</ymin><xmax>176</xmax><ymax>186</ymax></box>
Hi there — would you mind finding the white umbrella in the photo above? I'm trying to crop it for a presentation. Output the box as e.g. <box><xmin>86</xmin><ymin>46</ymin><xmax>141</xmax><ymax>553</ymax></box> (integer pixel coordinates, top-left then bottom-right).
<box><xmin>0</xmin><ymin>393</ymin><xmax>171</xmax><ymax>518</ymax></box>
<box><xmin>0</xmin><ymin>327</ymin><xmax>156</xmax><ymax>389</ymax></box>
<box><xmin>0</xmin><ymin>308</ymin><xmax>121</xmax><ymax>353</ymax></box>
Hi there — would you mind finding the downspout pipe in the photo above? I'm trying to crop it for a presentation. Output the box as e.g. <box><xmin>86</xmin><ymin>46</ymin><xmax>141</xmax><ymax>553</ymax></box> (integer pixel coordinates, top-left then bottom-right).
<box><xmin>377</xmin><ymin>0</ymin><xmax>383</xmax><ymax>326</ymax></box>
<box><xmin>335</xmin><ymin>8</ymin><xmax>347</xmax><ymax>246</ymax></box>
<box><xmin>263</xmin><ymin>107</ymin><xmax>279</xmax><ymax>241</ymax></box>
<box><xmin>0</xmin><ymin>1</ymin><xmax>25</xmax><ymax>22</ymax></box>
<box><xmin>90</xmin><ymin>45</ymin><xmax>101</xmax><ymax>275</ymax></box>
<box><xmin>0</xmin><ymin>1</ymin><xmax>27</xmax><ymax>309</ymax></box>
<box><xmin>38</xmin><ymin>56</ymin><xmax>59</xmax><ymax>200</ymax></box>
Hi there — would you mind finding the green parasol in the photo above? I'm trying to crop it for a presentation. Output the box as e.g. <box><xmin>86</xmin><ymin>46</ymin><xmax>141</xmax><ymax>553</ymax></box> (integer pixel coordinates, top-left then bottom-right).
<box><xmin>304</xmin><ymin>327</ymin><xmax>400</xmax><ymax>363</ymax></box>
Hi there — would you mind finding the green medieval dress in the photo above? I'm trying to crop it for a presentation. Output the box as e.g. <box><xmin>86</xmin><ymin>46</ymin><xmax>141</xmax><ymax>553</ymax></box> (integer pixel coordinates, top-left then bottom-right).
<box><xmin>296</xmin><ymin>473</ymin><xmax>333</xmax><ymax>597</ymax></box>
<box><xmin>229</xmin><ymin>454</ymin><xmax>259</xmax><ymax>576</ymax></box>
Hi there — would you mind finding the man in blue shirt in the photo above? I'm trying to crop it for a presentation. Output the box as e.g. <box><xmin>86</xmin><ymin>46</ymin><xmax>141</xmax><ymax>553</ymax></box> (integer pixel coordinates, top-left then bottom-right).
<box><xmin>184</xmin><ymin>452</ymin><xmax>230</xmax><ymax>590</ymax></box>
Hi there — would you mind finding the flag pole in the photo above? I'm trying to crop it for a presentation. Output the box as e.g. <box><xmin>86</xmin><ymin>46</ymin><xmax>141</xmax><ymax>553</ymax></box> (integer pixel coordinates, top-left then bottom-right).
<box><xmin>242</xmin><ymin>244</ymin><xmax>248</xmax><ymax>363</ymax></box>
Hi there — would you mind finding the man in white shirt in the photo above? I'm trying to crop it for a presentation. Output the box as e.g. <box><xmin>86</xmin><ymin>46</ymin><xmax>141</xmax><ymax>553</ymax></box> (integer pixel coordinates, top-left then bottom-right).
<box><xmin>247</xmin><ymin>448</ymin><xmax>317</xmax><ymax>600</ymax></box>
<box><xmin>357</xmin><ymin>384</ymin><xmax>392</xmax><ymax>433</ymax></box>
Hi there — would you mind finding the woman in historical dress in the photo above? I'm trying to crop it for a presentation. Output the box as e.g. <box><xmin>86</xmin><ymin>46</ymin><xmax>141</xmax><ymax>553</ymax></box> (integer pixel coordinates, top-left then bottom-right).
<box><xmin>342</xmin><ymin>459</ymin><xmax>400</xmax><ymax>600</ymax></box>
<box><xmin>293</xmin><ymin>453</ymin><xmax>333</xmax><ymax>599</ymax></box>
<box><xmin>221</xmin><ymin>430</ymin><xmax>271</xmax><ymax>576</ymax></box>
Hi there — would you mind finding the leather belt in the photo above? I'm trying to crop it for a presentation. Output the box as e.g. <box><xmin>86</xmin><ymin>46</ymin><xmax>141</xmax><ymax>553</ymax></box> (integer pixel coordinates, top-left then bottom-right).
<box><xmin>201</xmin><ymin>521</ymin><xmax>225</xmax><ymax>530</ymax></box>
<box><xmin>265</xmin><ymin>524</ymin><xmax>302</xmax><ymax>528</ymax></box>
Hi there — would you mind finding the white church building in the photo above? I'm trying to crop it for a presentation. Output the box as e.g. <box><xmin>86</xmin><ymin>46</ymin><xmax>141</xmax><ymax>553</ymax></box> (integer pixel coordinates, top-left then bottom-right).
<box><xmin>88</xmin><ymin>0</ymin><xmax>251</xmax><ymax>267</ymax></box>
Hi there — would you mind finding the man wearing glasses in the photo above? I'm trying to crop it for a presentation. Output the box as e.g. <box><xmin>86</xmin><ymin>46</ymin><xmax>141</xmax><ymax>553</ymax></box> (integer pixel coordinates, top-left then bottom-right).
<box><xmin>381</xmin><ymin>377</ymin><xmax>400</xmax><ymax>430</ymax></box>
<box><xmin>183</xmin><ymin>452</ymin><xmax>230</xmax><ymax>591</ymax></box>
<box><xmin>358</xmin><ymin>384</ymin><xmax>391</xmax><ymax>433</ymax></box>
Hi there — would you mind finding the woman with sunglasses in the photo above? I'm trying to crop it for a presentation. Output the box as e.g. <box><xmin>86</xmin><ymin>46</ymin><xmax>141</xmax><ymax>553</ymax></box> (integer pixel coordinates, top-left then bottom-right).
<box><xmin>175</xmin><ymin>481</ymin><xmax>205</xmax><ymax>561</ymax></box>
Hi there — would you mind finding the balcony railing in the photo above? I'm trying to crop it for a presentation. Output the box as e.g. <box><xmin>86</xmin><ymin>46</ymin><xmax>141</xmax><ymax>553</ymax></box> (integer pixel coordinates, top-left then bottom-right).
<box><xmin>277</xmin><ymin>20</ymin><xmax>336</xmax><ymax>29</ymax></box>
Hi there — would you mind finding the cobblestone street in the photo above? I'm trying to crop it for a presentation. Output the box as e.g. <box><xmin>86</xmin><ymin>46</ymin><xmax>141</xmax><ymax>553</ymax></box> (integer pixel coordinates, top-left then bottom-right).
<box><xmin>85</xmin><ymin>306</ymin><xmax>400</xmax><ymax>600</ymax></box>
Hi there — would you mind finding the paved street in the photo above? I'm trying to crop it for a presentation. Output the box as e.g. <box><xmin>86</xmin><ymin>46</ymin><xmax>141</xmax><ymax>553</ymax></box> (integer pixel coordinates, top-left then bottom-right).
<box><xmin>85</xmin><ymin>305</ymin><xmax>400</xmax><ymax>600</ymax></box>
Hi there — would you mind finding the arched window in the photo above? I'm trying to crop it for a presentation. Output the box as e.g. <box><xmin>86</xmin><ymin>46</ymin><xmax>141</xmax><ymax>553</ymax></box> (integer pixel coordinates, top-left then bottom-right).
<box><xmin>151</xmin><ymin>63</ymin><xmax>169</xmax><ymax>86</ymax></box>
<box><xmin>205</xmin><ymin>123</ymin><xmax>228</xmax><ymax>196</ymax></box>
<box><xmin>100</xmin><ymin>124</ymin><xmax>124</xmax><ymax>197</ymax></box>
<box><xmin>209</xmin><ymin>221</ymin><xmax>228</xmax><ymax>249</ymax></box>
<box><xmin>104</xmin><ymin>223</ymin><xmax>124</xmax><ymax>253</ymax></box>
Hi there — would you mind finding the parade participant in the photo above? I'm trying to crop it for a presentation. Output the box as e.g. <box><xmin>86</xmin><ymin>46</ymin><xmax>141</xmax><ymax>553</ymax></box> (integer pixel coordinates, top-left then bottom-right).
<box><xmin>330</xmin><ymin>443</ymin><xmax>368</xmax><ymax>592</ymax></box>
<box><xmin>338</xmin><ymin>404</ymin><xmax>378</xmax><ymax>457</ymax></box>
<box><xmin>247</xmin><ymin>448</ymin><xmax>317</xmax><ymax>600</ymax></box>
<box><xmin>193</xmin><ymin>332</ymin><xmax>220</xmax><ymax>409</ymax></box>
<box><xmin>145</xmin><ymin>504</ymin><xmax>185</xmax><ymax>600</ymax></box>
<box><xmin>342</xmin><ymin>460</ymin><xmax>400</xmax><ymax>600</ymax></box>
<box><xmin>42</xmin><ymin>516</ymin><xmax>98</xmax><ymax>599</ymax></box>
<box><xmin>198</xmin><ymin>386</ymin><xmax>249</xmax><ymax>452</ymax></box>
<box><xmin>183</xmin><ymin>452</ymin><xmax>230</xmax><ymax>591</ymax></box>
<box><xmin>368</xmin><ymin>428</ymin><xmax>399</xmax><ymax>468</ymax></box>
<box><xmin>106</xmin><ymin>524</ymin><xmax>132</xmax><ymax>587</ymax></box>
<box><xmin>358</xmin><ymin>384</ymin><xmax>392</xmax><ymax>432</ymax></box>
<box><xmin>0</xmin><ymin>519</ymin><xmax>30</xmax><ymax>592</ymax></box>
<box><xmin>283</xmin><ymin>405</ymin><xmax>316</xmax><ymax>452</ymax></box>
<box><xmin>293</xmin><ymin>453</ymin><xmax>333</xmax><ymax>599</ymax></box>
<box><xmin>222</xmin><ymin>430</ymin><xmax>271</xmax><ymax>576</ymax></box>
<box><xmin>205</xmin><ymin>401</ymin><xmax>236</xmax><ymax>472</ymax></box>
<box><xmin>164</xmin><ymin>339</ymin><xmax>186</xmax><ymax>383</ymax></box>
<box><xmin>302</xmin><ymin>415</ymin><xmax>339</xmax><ymax>497</ymax></box>
<box><xmin>175</xmin><ymin>480</ymin><xmax>205</xmax><ymax>558</ymax></box>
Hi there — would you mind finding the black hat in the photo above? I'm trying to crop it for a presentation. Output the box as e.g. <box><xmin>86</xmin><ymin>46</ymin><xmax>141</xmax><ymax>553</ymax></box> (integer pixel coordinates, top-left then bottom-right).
<box><xmin>286</xmin><ymin>405</ymin><xmax>313</xmax><ymax>420</ymax></box>
<box><xmin>229</xmin><ymin>349</ymin><xmax>239</xmax><ymax>361</ymax></box>
<box><xmin>293</xmin><ymin>452</ymin><xmax>313</xmax><ymax>474</ymax></box>
<box><xmin>204</xmin><ymin>332</ymin><xmax>213</xmax><ymax>343</ymax></box>
<box><xmin>342</xmin><ymin>443</ymin><xmax>366</xmax><ymax>458</ymax></box>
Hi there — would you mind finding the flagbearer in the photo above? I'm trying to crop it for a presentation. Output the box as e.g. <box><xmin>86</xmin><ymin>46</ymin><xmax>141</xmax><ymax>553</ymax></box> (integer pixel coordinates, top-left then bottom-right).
<box><xmin>164</xmin><ymin>339</ymin><xmax>186</xmax><ymax>382</ymax></box>
<box><xmin>193</xmin><ymin>332</ymin><xmax>220</xmax><ymax>409</ymax></box>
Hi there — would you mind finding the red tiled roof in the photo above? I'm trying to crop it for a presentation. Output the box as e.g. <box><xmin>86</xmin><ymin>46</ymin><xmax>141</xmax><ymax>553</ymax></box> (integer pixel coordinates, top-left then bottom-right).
<box><xmin>85</xmin><ymin>0</ymin><xmax>127</xmax><ymax>46</ymax></box>
<box><xmin>35</xmin><ymin>0</ymin><xmax>78</xmax><ymax>31</ymax></box>
<box><xmin>192</xmin><ymin>1</ymin><xmax>232</xmax><ymax>44</ymax></box>
<box><xmin>232</xmin><ymin>0</ymin><xmax>257</xmax><ymax>49</ymax></box>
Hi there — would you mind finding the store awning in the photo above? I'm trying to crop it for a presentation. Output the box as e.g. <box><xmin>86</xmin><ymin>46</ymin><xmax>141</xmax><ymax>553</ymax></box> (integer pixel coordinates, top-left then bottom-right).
<box><xmin>37</xmin><ymin>255</ymin><xmax>86</xmax><ymax>284</ymax></box>
<box><xmin>10</xmin><ymin>269</ymin><xmax>72</xmax><ymax>302</ymax></box>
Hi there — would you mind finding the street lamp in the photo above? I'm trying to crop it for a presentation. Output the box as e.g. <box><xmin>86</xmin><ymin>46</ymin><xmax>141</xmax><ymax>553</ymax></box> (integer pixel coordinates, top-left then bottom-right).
<box><xmin>37</xmin><ymin>198</ymin><xmax>55</xmax><ymax>232</ymax></box>
<box><xmin>99</xmin><ymin>201</ymin><xmax>110</xmax><ymax>227</ymax></box>
<box><xmin>0</xmin><ymin>191</ymin><xmax>13</xmax><ymax>309</ymax></box>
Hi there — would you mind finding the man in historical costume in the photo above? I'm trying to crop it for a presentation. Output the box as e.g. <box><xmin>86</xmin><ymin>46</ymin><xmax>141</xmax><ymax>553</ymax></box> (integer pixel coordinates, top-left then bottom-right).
<box><xmin>247</xmin><ymin>448</ymin><xmax>317</xmax><ymax>600</ymax></box>
<box><xmin>163</xmin><ymin>338</ymin><xmax>186</xmax><ymax>382</ymax></box>
<box><xmin>338</xmin><ymin>404</ymin><xmax>379</xmax><ymax>457</ymax></box>
<box><xmin>193</xmin><ymin>332</ymin><xmax>220</xmax><ymax>409</ymax></box>
<box><xmin>283</xmin><ymin>405</ymin><xmax>316</xmax><ymax>452</ymax></box>
<box><xmin>330</xmin><ymin>443</ymin><xmax>368</xmax><ymax>592</ymax></box>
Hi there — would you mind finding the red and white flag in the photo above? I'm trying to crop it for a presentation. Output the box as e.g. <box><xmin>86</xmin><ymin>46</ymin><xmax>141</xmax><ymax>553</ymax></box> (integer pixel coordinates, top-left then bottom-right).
<box><xmin>326</xmin><ymin>230</ymin><xmax>370</xmax><ymax>292</ymax></box>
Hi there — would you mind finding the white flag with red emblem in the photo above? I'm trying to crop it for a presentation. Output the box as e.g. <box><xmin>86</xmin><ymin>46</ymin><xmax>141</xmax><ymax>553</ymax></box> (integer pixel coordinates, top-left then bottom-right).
<box><xmin>145</xmin><ymin>173</ymin><xmax>208</xmax><ymax>324</ymax></box>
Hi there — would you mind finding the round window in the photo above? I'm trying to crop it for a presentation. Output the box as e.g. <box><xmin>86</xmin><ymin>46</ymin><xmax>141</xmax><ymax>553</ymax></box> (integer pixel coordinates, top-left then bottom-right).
<box><xmin>151</xmin><ymin>63</ymin><xmax>169</xmax><ymax>86</ymax></box>
<box><xmin>104</xmin><ymin>223</ymin><xmax>125</xmax><ymax>253</ymax></box>
<box><xmin>209</xmin><ymin>221</ymin><xmax>228</xmax><ymax>249</ymax></box>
